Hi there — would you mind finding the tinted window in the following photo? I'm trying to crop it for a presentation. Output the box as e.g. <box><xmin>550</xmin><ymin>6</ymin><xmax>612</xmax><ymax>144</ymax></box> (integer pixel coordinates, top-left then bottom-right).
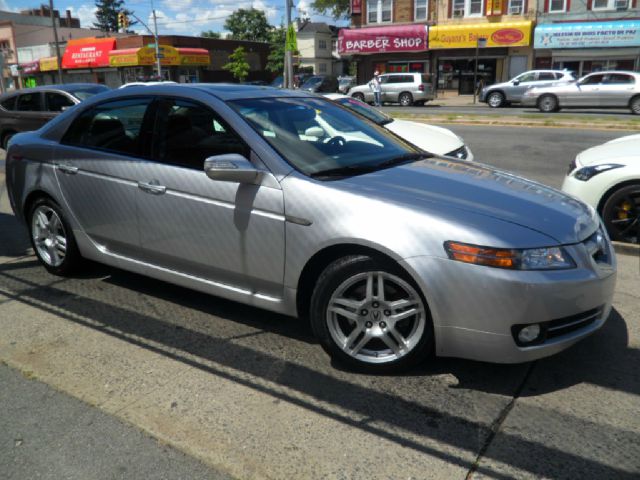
<box><xmin>538</xmin><ymin>72</ymin><xmax>556</xmax><ymax>81</ymax></box>
<box><xmin>62</xmin><ymin>97</ymin><xmax>153</xmax><ymax>157</ymax></box>
<box><xmin>0</xmin><ymin>96</ymin><xmax>16</xmax><ymax>111</ymax></box>
<box><xmin>386</xmin><ymin>75</ymin><xmax>413</xmax><ymax>84</ymax></box>
<box><xmin>604</xmin><ymin>74</ymin><xmax>635</xmax><ymax>85</ymax></box>
<box><xmin>45</xmin><ymin>92</ymin><xmax>75</xmax><ymax>112</ymax></box>
<box><xmin>153</xmin><ymin>98</ymin><xmax>250</xmax><ymax>170</ymax></box>
<box><xmin>17</xmin><ymin>93</ymin><xmax>42</xmax><ymax>111</ymax></box>
<box><xmin>581</xmin><ymin>74</ymin><xmax>605</xmax><ymax>85</ymax></box>
<box><xmin>515</xmin><ymin>72</ymin><xmax>536</xmax><ymax>82</ymax></box>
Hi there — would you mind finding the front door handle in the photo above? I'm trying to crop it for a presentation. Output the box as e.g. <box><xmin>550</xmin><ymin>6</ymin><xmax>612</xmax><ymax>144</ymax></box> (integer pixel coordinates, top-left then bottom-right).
<box><xmin>138</xmin><ymin>180</ymin><xmax>166</xmax><ymax>195</ymax></box>
<box><xmin>57</xmin><ymin>163</ymin><xmax>78</xmax><ymax>175</ymax></box>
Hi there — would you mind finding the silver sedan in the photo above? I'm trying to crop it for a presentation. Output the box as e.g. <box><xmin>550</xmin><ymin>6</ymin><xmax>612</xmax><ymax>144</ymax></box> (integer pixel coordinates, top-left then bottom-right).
<box><xmin>521</xmin><ymin>71</ymin><xmax>640</xmax><ymax>114</ymax></box>
<box><xmin>5</xmin><ymin>84</ymin><xmax>616</xmax><ymax>372</ymax></box>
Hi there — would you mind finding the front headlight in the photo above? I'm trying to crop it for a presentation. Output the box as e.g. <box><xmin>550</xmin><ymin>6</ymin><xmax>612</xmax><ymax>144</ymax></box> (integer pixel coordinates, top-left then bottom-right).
<box><xmin>444</xmin><ymin>241</ymin><xmax>576</xmax><ymax>270</ymax></box>
<box><xmin>574</xmin><ymin>164</ymin><xmax>624</xmax><ymax>181</ymax></box>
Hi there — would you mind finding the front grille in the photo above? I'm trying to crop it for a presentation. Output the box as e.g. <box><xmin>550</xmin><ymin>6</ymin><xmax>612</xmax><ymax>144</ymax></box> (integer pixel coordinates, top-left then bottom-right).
<box><xmin>545</xmin><ymin>306</ymin><xmax>602</xmax><ymax>340</ymax></box>
<box><xmin>446</xmin><ymin>146</ymin><xmax>468</xmax><ymax>160</ymax></box>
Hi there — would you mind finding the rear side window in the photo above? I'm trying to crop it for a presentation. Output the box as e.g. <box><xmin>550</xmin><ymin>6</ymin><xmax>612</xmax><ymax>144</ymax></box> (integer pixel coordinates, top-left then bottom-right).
<box><xmin>62</xmin><ymin>97</ymin><xmax>154</xmax><ymax>157</ymax></box>
<box><xmin>604</xmin><ymin>74</ymin><xmax>634</xmax><ymax>85</ymax></box>
<box><xmin>538</xmin><ymin>72</ymin><xmax>556</xmax><ymax>81</ymax></box>
<box><xmin>45</xmin><ymin>92</ymin><xmax>75</xmax><ymax>112</ymax></box>
<box><xmin>0</xmin><ymin>96</ymin><xmax>16</xmax><ymax>111</ymax></box>
<box><xmin>152</xmin><ymin>98</ymin><xmax>250</xmax><ymax>170</ymax></box>
<box><xmin>17</xmin><ymin>93</ymin><xmax>42</xmax><ymax>111</ymax></box>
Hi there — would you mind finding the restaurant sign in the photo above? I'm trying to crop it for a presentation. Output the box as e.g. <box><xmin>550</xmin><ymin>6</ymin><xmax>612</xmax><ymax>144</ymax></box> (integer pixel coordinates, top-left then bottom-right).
<box><xmin>534</xmin><ymin>20</ymin><xmax>640</xmax><ymax>49</ymax></box>
<box><xmin>338</xmin><ymin>25</ymin><xmax>428</xmax><ymax>55</ymax></box>
<box><xmin>429</xmin><ymin>22</ymin><xmax>532</xmax><ymax>49</ymax></box>
<box><xmin>62</xmin><ymin>37</ymin><xmax>116</xmax><ymax>69</ymax></box>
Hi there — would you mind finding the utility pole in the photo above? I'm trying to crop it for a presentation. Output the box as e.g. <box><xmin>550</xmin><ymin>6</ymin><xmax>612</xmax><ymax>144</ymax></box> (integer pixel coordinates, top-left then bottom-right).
<box><xmin>151</xmin><ymin>1</ymin><xmax>162</xmax><ymax>79</ymax></box>
<box><xmin>285</xmin><ymin>0</ymin><xmax>293</xmax><ymax>89</ymax></box>
<box><xmin>49</xmin><ymin>0</ymin><xmax>64</xmax><ymax>83</ymax></box>
<box><xmin>473</xmin><ymin>37</ymin><xmax>486</xmax><ymax>104</ymax></box>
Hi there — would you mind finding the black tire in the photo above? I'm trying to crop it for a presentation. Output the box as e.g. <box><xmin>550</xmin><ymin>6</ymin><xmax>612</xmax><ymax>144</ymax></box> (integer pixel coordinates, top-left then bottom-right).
<box><xmin>630</xmin><ymin>96</ymin><xmax>640</xmax><ymax>115</ymax></box>
<box><xmin>2</xmin><ymin>131</ymin><xmax>15</xmax><ymax>150</ymax></box>
<box><xmin>486</xmin><ymin>91</ymin><xmax>505</xmax><ymax>108</ymax></box>
<box><xmin>538</xmin><ymin>94</ymin><xmax>559</xmax><ymax>113</ymax></box>
<box><xmin>601</xmin><ymin>184</ymin><xmax>640</xmax><ymax>244</ymax></box>
<box><xmin>414</xmin><ymin>100</ymin><xmax>426</xmax><ymax>106</ymax></box>
<box><xmin>28</xmin><ymin>197</ymin><xmax>83</xmax><ymax>275</ymax></box>
<box><xmin>399</xmin><ymin>92</ymin><xmax>413</xmax><ymax>107</ymax></box>
<box><xmin>310</xmin><ymin>255</ymin><xmax>433</xmax><ymax>373</ymax></box>
<box><xmin>352</xmin><ymin>92</ymin><xmax>365</xmax><ymax>102</ymax></box>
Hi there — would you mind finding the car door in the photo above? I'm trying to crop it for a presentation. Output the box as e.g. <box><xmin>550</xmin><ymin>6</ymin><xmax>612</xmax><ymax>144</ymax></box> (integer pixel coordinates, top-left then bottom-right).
<box><xmin>599</xmin><ymin>73</ymin><xmax>636</xmax><ymax>107</ymax></box>
<box><xmin>135</xmin><ymin>96</ymin><xmax>285</xmax><ymax>295</ymax></box>
<box><xmin>506</xmin><ymin>72</ymin><xmax>537</xmax><ymax>101</ymax></box>
<box><xmin>380</xmin><ymin>75</ymin><xmax>397</xmax><ymax>103</ymax></box>
<box><xmin>54</xmin><ymin>96</ymin><xmax>155</xmax><ymax>257</ymax></box>
<box><xmin>570</xmin><ymin>73</ymin><xmax>605</xmax><ymax>107</ymax></box>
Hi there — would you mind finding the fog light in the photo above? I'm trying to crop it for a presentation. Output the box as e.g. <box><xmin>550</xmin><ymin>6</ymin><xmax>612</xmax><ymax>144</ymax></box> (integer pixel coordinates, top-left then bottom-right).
<box><xmin>518</xmin><ymin>324</ymin><xmax>541</xmax><ymax>344</ymax></box>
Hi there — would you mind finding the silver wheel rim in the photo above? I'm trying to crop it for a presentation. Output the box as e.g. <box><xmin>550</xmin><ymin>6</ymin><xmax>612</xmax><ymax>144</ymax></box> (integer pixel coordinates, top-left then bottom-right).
<box><xmin>400</xmin><ymin>94</ymin><xmax>411</xmax><ymax>106</ymax></box>
<box><xmin>31</xmin><ymin>205</ymin><xmax>67</xmax><ymax>267</ymax></box>
<box><xmin>632</xmin><ymin>99</ymin><xmax>640</xmax><ymax>114</ymax></box>
<box><xmin>326</xmin><ymin>271</ymin><xmax>426</xmax><ymax>364</ymax></box>
<box><xmin>354</xmin><ymin>94</ymin><xmax>364</xmax><ymax>102</ymax></box>
<box><xmin>540</xmin><ymin>96</ymin><xmax>555</xmax><ymax>112</ymax></box>
<box><xmin>488</xmin><ymin>93</ymin><xmax>502</xmax><ymax>108</ymax></box>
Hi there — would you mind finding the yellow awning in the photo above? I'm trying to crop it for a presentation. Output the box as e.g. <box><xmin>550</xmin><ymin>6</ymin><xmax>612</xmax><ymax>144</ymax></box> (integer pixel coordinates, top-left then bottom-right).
<box><xmin>429</xmin><ymin>21</ymin><xmax>533</xmax><ymax>49</ymax></box>
<box><xmin>109</xmin><ymin>45</ymin><xmax>209</xmax><ymax>67</ymax></box>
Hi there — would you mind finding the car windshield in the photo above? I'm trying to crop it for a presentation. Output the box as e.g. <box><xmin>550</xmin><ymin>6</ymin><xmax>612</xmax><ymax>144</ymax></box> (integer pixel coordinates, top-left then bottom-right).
<box><xmin>228</xmin><ymin>97</ymin><xmax>423</xmax><ymax>177</ymax></box>
<box><xmin>68</xmin><ymin>85</ymin><xmax>109</xmax><ymax>101</ymax></box>
<box><xmin>333</xmin><ymin>97</ymin><xmax>392</xmax><ymax>125</ymax></box>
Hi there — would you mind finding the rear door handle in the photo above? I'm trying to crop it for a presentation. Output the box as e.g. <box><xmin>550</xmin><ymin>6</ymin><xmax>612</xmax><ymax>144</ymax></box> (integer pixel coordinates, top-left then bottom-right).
<box><xmin>138</xmin><ymin>180</ymin><xmax>166</xmax><ymax>195</ymax></box>
<box><xmin>57</xmin><ymin>163</ymin><xmax>78</xmax><ymax>175</ymax></box>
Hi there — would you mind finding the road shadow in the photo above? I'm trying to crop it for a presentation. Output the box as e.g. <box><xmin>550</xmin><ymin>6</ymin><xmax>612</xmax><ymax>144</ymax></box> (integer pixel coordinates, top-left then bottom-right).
<box><xmin>0</xmin><ymin>213</ymin><xmax>31</xmax><ymax>258</ymax></box>
<box><xmin>1</xmin><ymin>259</ymin><xmax>638</xmax><ymax>479</ymax></box>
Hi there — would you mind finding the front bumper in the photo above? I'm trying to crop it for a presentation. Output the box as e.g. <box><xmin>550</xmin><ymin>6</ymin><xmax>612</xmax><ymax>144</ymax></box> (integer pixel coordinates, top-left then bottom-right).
<box><xmin>401</xmin><ymin>239</ymin><xmax>616</xmax><ymax>363</ymax></box>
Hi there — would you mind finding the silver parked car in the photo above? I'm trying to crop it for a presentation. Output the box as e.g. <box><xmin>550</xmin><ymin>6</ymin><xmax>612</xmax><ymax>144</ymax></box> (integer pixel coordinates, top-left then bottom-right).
<box><xmin>480</xmin><ymin>70</ymin><xmax>575</xmax><ymax>108</ymax></box>
<box><xmin>521</xmin><ymin>71</ymin><xmax>640</xmax><ymax>114</ymax></box>
<box><xmin>6</xmin><ymin>84</ymin><xmax>616</xmax><ymax>372</ymax></box>
<box><xmin>348</xmin><ymin>72</ymin><xmax>434</xmax><ymax>106</ymax></box>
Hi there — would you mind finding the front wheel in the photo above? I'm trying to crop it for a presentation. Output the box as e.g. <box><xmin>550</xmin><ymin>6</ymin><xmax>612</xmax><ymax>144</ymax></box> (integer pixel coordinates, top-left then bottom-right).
<box><xmin>310</xmin><ymin>255</ymin><xmax>433</xmax><ymax>373</ymax></box>
<box><xmin>399</xmin><ymin>92</ymin><xmax>413</xmax><ymax>107</ymax></box>
<box><xmin>630</xmin><ymin>96</ymin><xmax>640</xmax><ymax>115</ymax></box>
<box><xmin>352</xmin><ymin>92</ymin><xmax>365</xmax><ymax>102</ymax></box>
<box><xmin>28</xmin><ymin>197</ymin><xmax>83</xmax><ymax>275</ymax></box>
<box><xmin>601</xmin><ymin>184</ymin><xmax>640</xmax><ymax>244</ymax></box>
<box><xmin>487</xmin><ymin>92</ymin><xmax>505</xmax><ymax>108</ymax></box>
<box><xmin>538</xmin><ymin>94</ymin><xmax>559</xmax><ymax>113</ymax></box>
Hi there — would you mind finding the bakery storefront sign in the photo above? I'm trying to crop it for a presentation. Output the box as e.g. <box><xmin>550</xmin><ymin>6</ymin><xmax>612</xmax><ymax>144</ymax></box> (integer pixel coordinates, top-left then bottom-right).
<box><xmin>62</xmin><ymin>37</ymin><xmax>116</xmax><ymax>69</ymax></box>
<box><xmin>429</xmin><ymin>21</ymin><xmax>532</xmax><ymax>49</ymax></box>
<box><xmin>535</xmin><ymin>20</ymin><xmax>640</xmax><ymax>49</ymax></box>
<box><xmin>338</xmin><ymin>25</ymin><xmax>428</xmax><ymax>55</ymax></box>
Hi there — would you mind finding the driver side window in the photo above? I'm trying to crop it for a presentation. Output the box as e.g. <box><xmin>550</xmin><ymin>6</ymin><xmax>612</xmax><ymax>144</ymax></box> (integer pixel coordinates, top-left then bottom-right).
<box><xmin>516</xmin><ymin>72</ymin><xmax>536</xmax><ymax>83</ymax></box>
<box><xmin>580</xmin><ymin>74</ymin><xmax>605</xmax><ymax>85</ymax></box>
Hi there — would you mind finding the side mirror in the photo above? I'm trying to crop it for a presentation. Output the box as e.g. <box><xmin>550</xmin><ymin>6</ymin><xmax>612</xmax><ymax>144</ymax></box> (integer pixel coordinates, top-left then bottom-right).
<box><xmin>512</xmin><ymin>80</ymin><xmax>520</xmax><ymax>86</ymax></box>
<box><xmin>204</xmin><ymin>154</ymin><xmax>263</xmax><ymax>185</ymax></box>
<box><xmin>305</xmin><ymin>126</ymin><xmax>325</xmax><ymax>138</ymax></box>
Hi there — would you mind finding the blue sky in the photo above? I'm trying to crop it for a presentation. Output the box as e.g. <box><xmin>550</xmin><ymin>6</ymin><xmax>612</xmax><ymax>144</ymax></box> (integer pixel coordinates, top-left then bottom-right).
<box><xmin>2</xmin><ymin>0</ymin><xmax>346</xmax><ymax>36</ymax></box>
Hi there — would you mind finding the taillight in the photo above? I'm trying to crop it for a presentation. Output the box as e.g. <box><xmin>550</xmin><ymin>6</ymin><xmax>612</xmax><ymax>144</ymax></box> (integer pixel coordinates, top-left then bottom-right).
<box><xmin>419</xmin><ymin>84</ymin><xmax>425</xmax><ymax>91</ymax></box>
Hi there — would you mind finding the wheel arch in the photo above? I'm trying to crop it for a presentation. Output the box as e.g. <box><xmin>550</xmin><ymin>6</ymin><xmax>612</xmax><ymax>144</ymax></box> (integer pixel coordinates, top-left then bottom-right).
<box><xmin>23</xmin><ymin>189</ymin><xmax>57</xmax><ymax>221</ymax></box>
<box><xmin>597</xmin><ymin>179</ymin><xmax>640</xmax><ymax>214</ymax></box>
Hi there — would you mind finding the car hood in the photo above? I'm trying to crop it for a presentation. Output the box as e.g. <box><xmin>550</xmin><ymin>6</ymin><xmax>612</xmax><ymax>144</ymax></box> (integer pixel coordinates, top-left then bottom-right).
<box><xmin>385</xmin><ymin>119</ymin><xmax>463</xmax><ymax>155</ymax></box>
<box><xmin>336</xmin><ymin>157</ymin><xmax>597</xmax><ymax>245</ymax></box>
<box><xmin>577</xmin><ymin>135</ymin><xmax>640</xmax><ymax>166</ymax></box>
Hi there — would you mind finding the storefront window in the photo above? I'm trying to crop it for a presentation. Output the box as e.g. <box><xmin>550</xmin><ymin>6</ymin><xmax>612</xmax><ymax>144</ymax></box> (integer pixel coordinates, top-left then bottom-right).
<box><xmin>367</xmin><ymin>0</ymin><xmax>392</xmax><ymax>23</ymax></box>
<box><xmin>549</xmin><ymin>0</ymin><xmax>566</xmax><ymax>11</ymax></box>
<box><xmin>415</xmin><ymin>0</ymin><xmax>428</xmax><ymax>20</ymax></box>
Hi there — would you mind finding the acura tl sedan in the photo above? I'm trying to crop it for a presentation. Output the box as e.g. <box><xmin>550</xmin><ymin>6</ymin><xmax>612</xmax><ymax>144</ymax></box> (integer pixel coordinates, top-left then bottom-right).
<box><xmin>5</xmin><ymin>84</ymin><xmax>616</xmax><ymax>372</ymax></box>
<box><xmin>521</xmin><ymin>71</ymin><xmax>640</xmax><ymax>114</ymax></box>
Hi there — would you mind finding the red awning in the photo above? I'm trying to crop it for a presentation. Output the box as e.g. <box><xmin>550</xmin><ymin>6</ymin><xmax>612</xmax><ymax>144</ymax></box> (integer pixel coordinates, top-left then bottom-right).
<box><xmin>338</xmin><ymin>25</ymin><xmax>428</xmax><ymax>55</ymax></box>
<box><xmin>62</xmin><ymin>37</ymin><xmax>116</xmax><ymax>69</ymax></box>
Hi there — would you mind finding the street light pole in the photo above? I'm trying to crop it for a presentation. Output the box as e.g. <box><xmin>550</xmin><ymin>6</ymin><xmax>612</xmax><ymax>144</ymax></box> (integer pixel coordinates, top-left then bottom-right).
<box><xmin>49</xmin><ymin>0</ymin><xmax>64</xmax><ymax>83</ymax></box>
<box><xmin>285</xmin><ymin>0</ymin><xmax>293</xmax><ymax>89</ymax></box>
<box><xmin>151</xmin><ymin>0</ymin><xmax>162</xmax><ymax>79</ymax></box>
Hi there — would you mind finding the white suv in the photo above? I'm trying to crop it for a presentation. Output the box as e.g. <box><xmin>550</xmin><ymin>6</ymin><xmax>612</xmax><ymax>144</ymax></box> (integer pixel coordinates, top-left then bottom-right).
<box><xmin>347</xmin><ymin>72</ymin><xmax>434</xmax><ymax>106</ymax></box>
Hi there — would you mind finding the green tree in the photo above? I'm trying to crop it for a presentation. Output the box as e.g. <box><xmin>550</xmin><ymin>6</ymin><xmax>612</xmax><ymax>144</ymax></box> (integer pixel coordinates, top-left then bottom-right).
<box><xmin>223</xmin><ymin>47</ymin><xmax>250</xmax><ymax>82</ymax></box>
<box><xmin>266</xmin><ymin>27</ymin><xmax>285</xmax><ymax>74</ymax></box>
<box><xmin>200</xmin><ymin>30</ymin><xmax>221</xmax><ymax>38</ymax></box>
<box><xmin>310</xmin><ymin>0</ymin><xmax>350</xmax><ymax>19</ymax></box>
<box><xmin>94</xmin><ymin>0</ymin><xmax>135</xmax><ymax>32</ymax></box>
<box><xmin>223</xmin><ymin>8</ymin><xmax>271</xmax><ymax>42</ymax></box>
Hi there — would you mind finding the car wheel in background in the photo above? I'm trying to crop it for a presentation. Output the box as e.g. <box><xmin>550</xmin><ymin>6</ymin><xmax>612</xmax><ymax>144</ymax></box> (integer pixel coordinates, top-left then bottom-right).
<box><xmin>28</xmin><ymin>197</ymin><xmax>83</xmax><ymax>275</ymax></box>
<box><xmin>310</xmin><ymin>255</ymin><xmax>433</xmax><ymax>373</ymax></box>
<box><xmin>487</xmin><ymin>92</ymin><xmax>505</xmax><ymax>108</ymax></box>
<box><xmin>352</xmin><ymin>92</ymin><xmax>365</xmax><ymax>102</ymax></box>
<box><xmin>2</xmin><ymin>131</ymin><xmax>15</xmax><ymax>150</ymax></box>
<box><xmin>630</xmin><ymin>96</ymin><xmax>640</xmax><ymax>115</ymax></box>
<box><xmin>399</xmin><ymin>92</ymin><xmax>413</xmax><ymax>107</ymax></box>
<box><xmin>538</xmin><ymin>94</ymin><xmax>559</xmax><ymax>113</ymax></box>
<box><xmin>601</xmin><ymin>184</ymin><xmax>640</xmax><ymax>244</ymax></box>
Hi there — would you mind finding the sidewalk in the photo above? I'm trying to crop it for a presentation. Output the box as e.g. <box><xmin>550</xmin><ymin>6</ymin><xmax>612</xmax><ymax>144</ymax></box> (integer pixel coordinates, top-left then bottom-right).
<box><xmin>431</xmin><ymin>92</ymin><xmax>485</xmax><ymax>107</ymax></box>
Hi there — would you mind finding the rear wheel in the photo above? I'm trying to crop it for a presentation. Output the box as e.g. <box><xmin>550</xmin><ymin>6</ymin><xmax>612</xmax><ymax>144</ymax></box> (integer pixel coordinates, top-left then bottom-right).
<box><xmin>28</xmin><ymin>197</ymin><xmax>83</xmax><ymax>275</ymax></box>
<box><xmin>601</xmin><ymin>184</ymin><xmax>640</xmax><ymax>244</ymax></box>
<box><xmin>487</xmin><ymin>91</ymin><xmax>505</xmax><ymax>108</ymax></box>
<box><xmin>630</xmin><ymin>96</ymin><xmax>640</xmax><ymax>115</ymax></box>
<box><xmin>352</xmin><ymin>92</ymin><xmax>365</xmax><ymax>102</ymax></box>
<box><xmin>399</xmin><ymin>92</ymin><xmax>413</xmax><ymax>107</ymax></box>
<box><xmin>538</xmin><ymin>94</ymin><xmax>559</xmax><ymax>113</ymax></box>
<box><xmin>310</xmin><ymin>255</ymin><xmax>433</xmax><ymax>373</ymax></box>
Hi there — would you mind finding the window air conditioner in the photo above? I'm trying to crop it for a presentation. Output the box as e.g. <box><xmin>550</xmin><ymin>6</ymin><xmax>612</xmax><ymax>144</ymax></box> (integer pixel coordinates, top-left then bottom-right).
<box><xmin>509</xmin><ymin>5</ymin><xmax>522</xmax><ymax>14</ymax></box>
<box><xmin>615</xmin><ymin>0</ymin><xmax>628</xmax><ymax>9</ymax></box>
<box><xmin>453</xmin><ymin>8</ymin><xmax>465</xmax><ymax>16</ymax></box>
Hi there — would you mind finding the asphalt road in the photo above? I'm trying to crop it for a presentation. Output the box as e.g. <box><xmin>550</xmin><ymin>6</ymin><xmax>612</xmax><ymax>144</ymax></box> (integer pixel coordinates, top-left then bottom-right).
<box><xmin>1</xmin><ymin>127</ymin><xmax>639</xmax><ymax>479</ymax></box>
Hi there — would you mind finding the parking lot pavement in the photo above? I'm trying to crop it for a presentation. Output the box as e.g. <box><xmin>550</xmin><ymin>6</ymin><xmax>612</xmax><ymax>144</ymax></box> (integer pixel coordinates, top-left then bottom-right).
<box><xmin>1</xmin><ymin>136</ymin><xmax>639</xmax><ymax>479</ymax></box>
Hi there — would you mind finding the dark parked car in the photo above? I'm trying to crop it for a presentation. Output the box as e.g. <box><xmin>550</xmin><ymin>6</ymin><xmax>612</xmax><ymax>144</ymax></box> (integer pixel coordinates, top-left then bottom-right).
<box><xmin>299</xmin><ymin>75</ymin><xmax>338</xmax><ymax>93</ymax></box>
<box><xmin>0</xmin><ymin>83</ymin><xmax>109</xmax><ymax>149</ymax></box>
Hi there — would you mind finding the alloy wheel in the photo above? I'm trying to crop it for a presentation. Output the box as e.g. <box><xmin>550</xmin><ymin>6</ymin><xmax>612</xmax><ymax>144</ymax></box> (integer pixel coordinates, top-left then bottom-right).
<box><xmin>326</xmin><ymin>271</ymin><xmax>426</xmax><ymax>364</ymax></box>
<box><xmin>399</xmin><ymin>93</ymin><xmax>413</xmax><ymax>106</ymax></box>
<box><xmin>31</xmin><ymin>205</ymin><xmax>68</xmax><ymax>267</ymax></box>
<box><xmin>487</xmin><ymin>92</ymin><xmax>504</xmax><ymax>108</ymax></box>
<box><xmin>539</xmin><ymin>95</ymin><xmax>557</xmax><ymax>113</ymax></box>
<box><xmin>606</xmin><ymin>191</ymin><xmax>640</xmax><ymax>243</ymax></box>
<box><xmin>631</xmin><ymin>97</ymin><xmax>640</xmax><ymax>115</ymax></box>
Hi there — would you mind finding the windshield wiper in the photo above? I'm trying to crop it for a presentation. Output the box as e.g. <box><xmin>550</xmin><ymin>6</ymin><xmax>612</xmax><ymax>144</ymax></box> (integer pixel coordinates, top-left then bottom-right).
<box><xmin>310</xmin><ymin>153</ymin><xmax>429</xmax><ymax>179</ymax></box>
<box><xmin>374</xmin><ymin>152</ymin><xmax>431</xmax><ymax>168</ymax></box>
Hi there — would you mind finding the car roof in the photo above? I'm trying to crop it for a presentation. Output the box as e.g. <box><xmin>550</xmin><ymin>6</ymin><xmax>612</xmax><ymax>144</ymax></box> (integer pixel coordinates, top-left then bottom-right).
<box><xmin>0</xmin><ymin>83</ymin><xmax>107</xmax><ymax>98</ymax></box>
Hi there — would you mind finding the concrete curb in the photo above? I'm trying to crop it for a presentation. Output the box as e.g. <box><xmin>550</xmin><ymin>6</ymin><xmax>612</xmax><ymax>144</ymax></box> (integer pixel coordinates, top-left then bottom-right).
<box><xmin>612</xmin><ymin>241</ymin><xmax>640</xmax><ymax>257</ymax></box>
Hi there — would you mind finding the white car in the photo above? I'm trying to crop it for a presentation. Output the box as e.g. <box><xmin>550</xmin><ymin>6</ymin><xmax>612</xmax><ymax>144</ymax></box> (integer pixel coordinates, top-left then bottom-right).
<box><xmin>562</xmin><ymin>134</ymin><xmax>640</xmax><ymax>244</ymax></box>
<box><xmin>119</xmin><ymin>81</ymin><xmax>177</xmax><ymax>88</ymax></box>
<box><xmin>325</xmin><ymin>94</ymin><xmax>473</xmax><ymax>161</ymax></box>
